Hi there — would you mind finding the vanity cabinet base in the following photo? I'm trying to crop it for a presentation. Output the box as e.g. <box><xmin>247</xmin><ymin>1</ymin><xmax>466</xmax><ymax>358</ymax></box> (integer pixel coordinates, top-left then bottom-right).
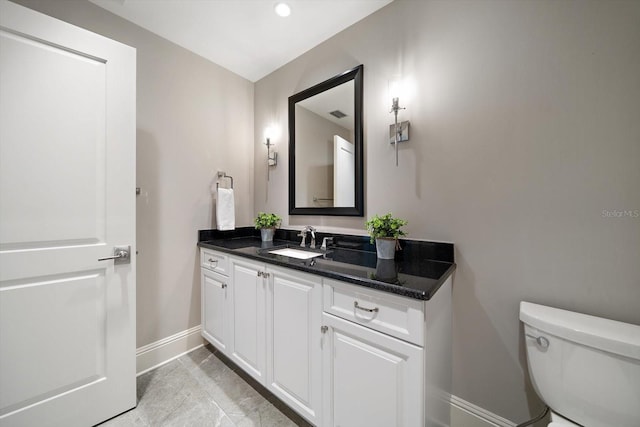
<box><xmin>200</xmin><ymin>248</ymin><xmax>452</xmax><ymax>427</ymax></box>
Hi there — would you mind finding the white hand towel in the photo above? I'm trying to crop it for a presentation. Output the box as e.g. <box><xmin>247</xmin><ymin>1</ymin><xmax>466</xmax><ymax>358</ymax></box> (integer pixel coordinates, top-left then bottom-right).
<box><xmin>216</xmin><ymin>188</ymin><xmax>235</xmax><ymax>231</ymax></box>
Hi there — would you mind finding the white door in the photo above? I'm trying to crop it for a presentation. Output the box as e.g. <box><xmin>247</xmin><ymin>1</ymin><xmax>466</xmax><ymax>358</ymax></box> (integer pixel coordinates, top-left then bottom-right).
<box><xmin>266</xmin><ymin>267</ymin><xmax>322</xmax><ymax>425</ymax></box>
<box><xmin>230</xmin><ymin>258</ymin><xmax>266</xmax><ymax>383</ymax></box>
<box><xmin>333</xmin><ymin>135</ymin><xmax>355</xmax><ymax>207</ymax></box>
<box><xmin>322</xmin><ymin>313</ymin><xmax>423</xmax><ymax>427</ymax></box>
<box><xmin>0</xmin><ymin>2</ymin><xmax>136</xmax><ymax>426</ymax></box>
<box><xmin>201</xmin><ymin>269</ymin><xmax>229</xmax><ymax>353</ymax></box>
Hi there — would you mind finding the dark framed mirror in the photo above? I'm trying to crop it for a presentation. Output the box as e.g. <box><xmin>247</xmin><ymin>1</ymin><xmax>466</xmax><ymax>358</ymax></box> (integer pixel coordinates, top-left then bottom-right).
<box><xmin>288</xmin><ymin>65</ymin><xmax>364</xmax><ymax>216</ymax></box>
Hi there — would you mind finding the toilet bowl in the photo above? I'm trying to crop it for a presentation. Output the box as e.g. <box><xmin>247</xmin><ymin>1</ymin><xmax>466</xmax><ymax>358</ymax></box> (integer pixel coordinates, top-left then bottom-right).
<box><xmin>520</xmin><ymin>301</ymin><xmax>640</xmax><ymax>427</ymax></box>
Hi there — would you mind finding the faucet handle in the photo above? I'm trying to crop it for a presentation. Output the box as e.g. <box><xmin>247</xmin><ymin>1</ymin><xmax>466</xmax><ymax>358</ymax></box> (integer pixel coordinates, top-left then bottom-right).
<box><xmin>321</xmin><ymin>237</ymin><xmax>334</xmax><ymax>251</ymax></box>
<box><xmin>298</xmin><ymin>229</ymin><xmax>307</xmax><ymax>247</ymax></box>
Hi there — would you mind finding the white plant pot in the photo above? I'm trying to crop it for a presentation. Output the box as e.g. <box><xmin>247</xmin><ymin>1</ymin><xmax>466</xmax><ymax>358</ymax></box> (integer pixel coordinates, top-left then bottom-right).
<box><xmin>375</xmin><ymin>238</ymin><xmax>396</xmax><ymax>259</ymax></box>
<box><xmin>260</xmin><ymin>228</ymin><xmax>275</xmax><ymax>242</ymax></box>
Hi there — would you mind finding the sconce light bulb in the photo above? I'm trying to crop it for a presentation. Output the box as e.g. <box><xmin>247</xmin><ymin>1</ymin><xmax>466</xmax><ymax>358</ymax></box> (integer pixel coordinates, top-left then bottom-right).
<box><xmin>264</xmin><ymin>125</ymin><xmax>277</xmax><ymax>145</ymax></box>
<box><xmin>391</xmin><ymin>97</ymin><xmax>400</xmax><ymax>112</ymax></box>
<box><xmin>390</xmin><ymin>79</ymin><xmax>403</xmax><ymax>97</ymax></box>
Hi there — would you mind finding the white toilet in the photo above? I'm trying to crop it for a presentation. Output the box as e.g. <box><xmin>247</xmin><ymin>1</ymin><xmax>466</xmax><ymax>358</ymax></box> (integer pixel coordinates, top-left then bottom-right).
<box><xmin>519</xmin><ymin>301</ymin><xmax>640</xmax><ymax>427</ymax></box>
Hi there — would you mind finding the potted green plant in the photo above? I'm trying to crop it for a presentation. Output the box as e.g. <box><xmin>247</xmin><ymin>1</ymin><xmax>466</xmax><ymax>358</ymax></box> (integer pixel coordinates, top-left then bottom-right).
<box><xmin>365</xmin><ymin>213</ymin><xmax>408</xmax><ymax>259</ymax></box>
<box><xmin>254</xmin><ymin>212</ymin><xmax>282</xmax><ymax>242</ymax></box>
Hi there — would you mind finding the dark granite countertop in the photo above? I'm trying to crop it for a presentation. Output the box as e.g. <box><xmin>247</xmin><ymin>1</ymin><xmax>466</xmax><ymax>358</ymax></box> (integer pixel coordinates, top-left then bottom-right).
<box><xmin>197</xmin><ymin>228</ymin><xmax>455</xmax><ymax>301</ymax></box>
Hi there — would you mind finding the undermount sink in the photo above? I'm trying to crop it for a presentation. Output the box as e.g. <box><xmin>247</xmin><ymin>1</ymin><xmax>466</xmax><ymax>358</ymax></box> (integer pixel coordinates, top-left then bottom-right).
<box><xmin>268</xmin><ymin>247</ymin><xmax>324</xmax><ymax>260</ymax></box>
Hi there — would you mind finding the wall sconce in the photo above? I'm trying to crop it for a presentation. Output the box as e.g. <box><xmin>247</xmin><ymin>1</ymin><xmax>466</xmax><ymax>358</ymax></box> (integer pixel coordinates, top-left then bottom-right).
<box><xmin>389</xmin><ymin>80</ymin><xmax>410</xmax><ymax>166</ymax></box>
<box><xmin>264</xmin><ymin>127</ymin><xmax>277</xmax><ymax>181</ymax></box>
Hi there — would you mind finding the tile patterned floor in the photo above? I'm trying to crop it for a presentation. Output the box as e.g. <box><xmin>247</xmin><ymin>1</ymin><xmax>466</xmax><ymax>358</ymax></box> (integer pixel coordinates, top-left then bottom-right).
<box><xmin>99</xmin><ymin>345</ymin><xmax>310</xmax><ymax>427</ymax></box>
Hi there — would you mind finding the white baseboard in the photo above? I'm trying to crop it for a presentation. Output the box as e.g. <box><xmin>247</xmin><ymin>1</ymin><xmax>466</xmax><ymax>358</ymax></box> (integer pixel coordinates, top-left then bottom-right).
<box><xmin>136</xmin><ymin>325</ymin><xmax>205</xmax><ymax>375</ymax></box>
<box><xmin>450</xmin><ymin>395</ymin><xmax>516</xmax><ymax>427</ymax></box>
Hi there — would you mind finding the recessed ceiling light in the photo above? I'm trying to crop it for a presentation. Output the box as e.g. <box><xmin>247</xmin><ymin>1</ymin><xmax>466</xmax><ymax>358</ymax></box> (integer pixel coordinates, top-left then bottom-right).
<box><xmin>274</xmin><ymin>2</ymin><xmax>291</xmax><ymax>17</ymax></box>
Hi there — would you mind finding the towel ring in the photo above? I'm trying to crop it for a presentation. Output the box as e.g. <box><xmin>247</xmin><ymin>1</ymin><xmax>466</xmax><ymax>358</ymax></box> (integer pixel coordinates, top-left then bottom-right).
<box><xmin>216</xmin><ymin>171</ymin><xmax>233</xmax><ymax>189</ymax></box>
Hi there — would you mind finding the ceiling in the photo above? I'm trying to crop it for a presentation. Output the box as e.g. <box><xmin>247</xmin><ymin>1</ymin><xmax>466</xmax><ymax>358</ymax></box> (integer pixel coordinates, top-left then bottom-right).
<box><xmin>299</xmin><ymin>80</ymin><xmax>354</xmax><ymax>130</ymax></box>
<box><xmin>89</xmin><ymin>0</ymin><xmax>393</xmax><ymax>82</ymax></box>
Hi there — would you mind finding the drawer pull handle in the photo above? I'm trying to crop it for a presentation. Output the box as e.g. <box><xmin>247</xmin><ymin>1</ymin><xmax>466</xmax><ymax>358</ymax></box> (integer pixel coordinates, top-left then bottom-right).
<box><xmin>208</xmin><ymin>258</ymin><xmax>218</xmax><ymax>266</ymax></box>
<box><xmin>354</xmin><ymin>301</ymin><xmax>379</xmax><ymax>313</ymax></box>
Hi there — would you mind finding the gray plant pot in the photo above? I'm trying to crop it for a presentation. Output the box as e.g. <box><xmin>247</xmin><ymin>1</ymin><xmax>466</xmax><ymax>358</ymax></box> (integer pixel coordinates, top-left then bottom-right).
<box><xmin>374</xmin><ymin>259</ymin><xmax>398</xmax><ymax>282</ymax></box>
<box><xmin>260</xmin><ymin>228</ymin><xmax>275</xmax><ymax>242</ymax></box>
<box><xmin>375</xmin><ymin>238</ymin><xmax>396</xmax><ymax>259</ymax></box>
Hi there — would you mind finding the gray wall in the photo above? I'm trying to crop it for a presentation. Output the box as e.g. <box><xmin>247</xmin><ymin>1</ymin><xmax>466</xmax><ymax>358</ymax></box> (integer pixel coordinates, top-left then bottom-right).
<box><xmin>12</xmin><ymin>0</ymin><xmax>256</xmax><ymax>348</ymax></box>
<box><xmin>254</xmin><ymin>0</ymin><xmax>640</xmax><ymax>422</ymax></box>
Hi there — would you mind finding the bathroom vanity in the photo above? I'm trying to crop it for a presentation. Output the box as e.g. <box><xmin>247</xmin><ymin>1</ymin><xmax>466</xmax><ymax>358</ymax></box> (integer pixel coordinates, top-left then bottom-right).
<box><xmin>197</xmin><ymin>228</ymin><xmax>455</xmax><ymax>427</ymax></box>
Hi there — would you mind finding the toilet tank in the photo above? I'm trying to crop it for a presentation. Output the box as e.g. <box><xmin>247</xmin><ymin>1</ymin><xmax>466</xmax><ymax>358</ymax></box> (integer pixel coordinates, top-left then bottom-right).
<box><xmin>520</xmin><ymin>302</ymin><xmax>640</xmax><ymax>427</ymax></box>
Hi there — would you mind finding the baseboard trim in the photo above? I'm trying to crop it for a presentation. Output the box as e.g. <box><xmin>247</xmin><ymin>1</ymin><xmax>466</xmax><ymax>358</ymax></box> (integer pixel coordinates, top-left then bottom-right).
<box><xmin>450</xmin><ymin>395</ymin><xmax>516</xmax><ymax>427</ymax></box>
<box><xmin>136</xmin><ymin>325</ymin><xmax>205</xmax><ymax>376</ymax></box>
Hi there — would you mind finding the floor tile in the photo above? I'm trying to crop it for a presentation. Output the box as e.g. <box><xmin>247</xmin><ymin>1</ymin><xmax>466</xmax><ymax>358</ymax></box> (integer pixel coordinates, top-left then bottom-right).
<box><xmin>136</xmin><ymin>362</ymin><xmax>204</xmax><ymax>426</ymax></box>
<box><xmin>99</xmin><ymin>345</ymin><xmax>307</xmax><ymax>427</ymax></box>
<box><xmin>99</xmin><ymin>409</ymin><xmax>149</xmax><ymax>427</ymax></box>
<box><xmin>234</xmin><ymin>399</ymin><xmax>298</xmax><ymax>427</ymax></box>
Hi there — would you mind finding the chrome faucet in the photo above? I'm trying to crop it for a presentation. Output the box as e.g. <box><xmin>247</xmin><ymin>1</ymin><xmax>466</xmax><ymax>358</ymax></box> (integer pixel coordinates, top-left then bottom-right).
<box><xmin>299</xmin><ymin>226</ymin><xmax>316</xmax><ymax>248</ymax></box>
<box><xmin>307</xmin><ymin>226</ymin><xmax>316</xmax><ymax>248</ymax></box>
<box><xmin>321</xmin><ymin>237</ymin><xmax>334</xmax><ymax>251</ymax></box>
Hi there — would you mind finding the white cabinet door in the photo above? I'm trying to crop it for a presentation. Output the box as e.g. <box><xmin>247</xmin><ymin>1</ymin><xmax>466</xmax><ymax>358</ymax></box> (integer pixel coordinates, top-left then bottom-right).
<box><xmin>266</xmin><ymin>266</ymin><xmax>322</xmax><ymax>425</ymax></box>
<box><xmin>201</xmin><ymin>268</ymin><xmax>230</xmax><ymax>354</ymax></box>
<box><xmin>322</xmin><ymin>313</ymin><xmax>424</xmax><ymax>427</ymax></box>
<box><xmin>0</xmin><ymin>2</ymin><xmax>136</xmax><ymax>426</ymax></box>
<box><xmin>230</xmin><ymin>258</ymin><xmax>266</xmax><ymax>384</ymax></box>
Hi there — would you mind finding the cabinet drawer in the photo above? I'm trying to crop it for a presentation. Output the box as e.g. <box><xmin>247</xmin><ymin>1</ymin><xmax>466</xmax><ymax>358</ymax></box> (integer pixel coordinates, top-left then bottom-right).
<box><xmin>323</xmin><ymin>279</ymin><xmax>425</xmax><ymax>346</ymax></box>
<box><xmin>200</xmin><ymin>248</ymin><xmax>229</xmax><ymax>275</ymax></box>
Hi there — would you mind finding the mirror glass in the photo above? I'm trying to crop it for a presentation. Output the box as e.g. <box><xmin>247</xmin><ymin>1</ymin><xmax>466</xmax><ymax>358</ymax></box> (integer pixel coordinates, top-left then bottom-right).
<box><xmin>288</xmin><ymin>65</ymin><xmax>363</xmax><ymax>216</ymax></box>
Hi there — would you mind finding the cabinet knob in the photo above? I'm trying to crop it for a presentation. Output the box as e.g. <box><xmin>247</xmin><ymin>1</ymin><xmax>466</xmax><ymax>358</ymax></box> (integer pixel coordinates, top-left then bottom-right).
<box><xmin>320</xmin><ymin>325</ymin><xmax>328</xmax><ymax>334</ymax></box>
<box><xmin>221</xmin><ymin>283</ymin><xmax>227</xmax><ymax>289</ymax></box>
